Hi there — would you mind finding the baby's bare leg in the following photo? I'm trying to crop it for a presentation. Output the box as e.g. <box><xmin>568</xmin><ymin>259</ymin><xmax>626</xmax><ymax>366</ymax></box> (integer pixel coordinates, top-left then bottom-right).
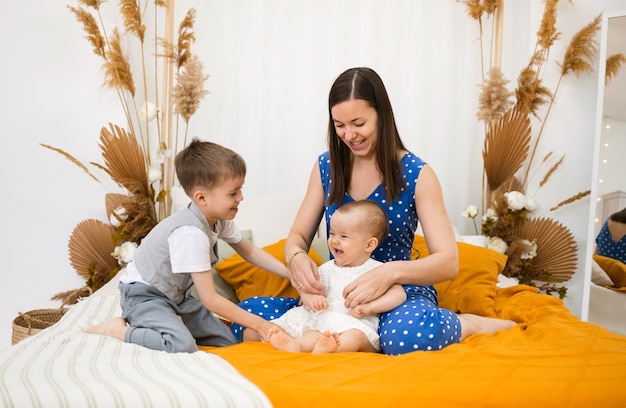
<box><xmin>334</xmin><ymin>329</ymin><xmax>377</xmax><ymax>353</ymax></box>
<box><xmin>311</xmin><ymin>330</ymin><xmax>341</xmax><ymax>354</ymax></box>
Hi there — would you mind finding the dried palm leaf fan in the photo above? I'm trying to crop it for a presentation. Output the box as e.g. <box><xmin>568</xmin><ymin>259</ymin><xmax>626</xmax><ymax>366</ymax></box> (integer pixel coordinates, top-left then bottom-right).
<box><xmin>482</xmin><ymin>106</ymin><xmax>532</xmax><ymax>196</ymax></box>
<box><xmin>517</xmin><ymin>217</ymin><xmax>578</xmax><ymax>282</ymax></box>
<box><xmin>105</xmin><ymin>193</ymin><xmax>127</xmax><ymax>220</ymax></box>
<box><xmin>99</xmin><ymin>123</ymin><xmax>150</xmax><ymax>197</ymax></box>
<box><xmin>100</xmin><ymin>125</ymin><xmax>157</xmax><ymax>242</ymax></box>
<box><xmin>68</xmin><ymin>219</ymin><xmax>120</xmax><ymax>291</ymax></box>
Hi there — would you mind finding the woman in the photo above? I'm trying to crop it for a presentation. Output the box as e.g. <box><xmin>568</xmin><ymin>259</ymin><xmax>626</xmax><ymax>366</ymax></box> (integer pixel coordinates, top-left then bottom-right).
<box><xmin>595</xmin><ymin>206</ymin><xmax>626</xmax><ymax>264</ymax></box>
<box><xmin>235</xmin><ymin>67</ymin><xmax>514</xmax><ymax>355</ymax></box>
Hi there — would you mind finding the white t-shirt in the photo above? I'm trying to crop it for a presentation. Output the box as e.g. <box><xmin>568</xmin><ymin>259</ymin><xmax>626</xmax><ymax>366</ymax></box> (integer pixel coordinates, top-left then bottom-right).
<box><xmin>120</xmin><ymin>223</ymin><xmax>241</xmax><ymax>285</ymax></box>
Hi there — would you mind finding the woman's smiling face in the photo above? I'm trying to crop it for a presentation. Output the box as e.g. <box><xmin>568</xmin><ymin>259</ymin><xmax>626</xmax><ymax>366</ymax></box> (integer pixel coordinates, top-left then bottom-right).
<box><xmin>331</xmin><ymin>98</ymin><xmax>378</xmax><ymax>158</ymax></box>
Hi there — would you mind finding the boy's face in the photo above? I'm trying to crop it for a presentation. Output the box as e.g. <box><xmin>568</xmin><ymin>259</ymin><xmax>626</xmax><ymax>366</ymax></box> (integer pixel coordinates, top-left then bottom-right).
<box><xmin>196</xmin><ymin>176</ymin><xmax>245</xmax><ymax>227</ymax></box>
<box><xmin>327</xmin><ymin>210</ymin><xmax>376</xmax><ymax>267</ymax></box>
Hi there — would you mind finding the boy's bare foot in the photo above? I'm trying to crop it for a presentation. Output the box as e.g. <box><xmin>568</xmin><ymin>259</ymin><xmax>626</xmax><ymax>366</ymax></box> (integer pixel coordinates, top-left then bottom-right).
<box><xmin>86</xmin><ymin>317</ymin><xmax>128</xmax><ymax>341</ymax></box>
<box><xmin>267</xmin><ymin>326</ymin><xmax>300</xmax><ymax>352</ymax></box>
<box><xmin>312</xmin><ymin>330</ymin><xmax>341</xmax><ymax>354</ymax></box>
<box><xmin>458</xmin><ymin>314</ymin><xmax>516</xmax><ymax>341</ymax></box>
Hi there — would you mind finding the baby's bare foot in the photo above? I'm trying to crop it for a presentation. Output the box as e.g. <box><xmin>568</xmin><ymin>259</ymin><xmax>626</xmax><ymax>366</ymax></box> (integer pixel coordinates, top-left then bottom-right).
<box><xmin>350</xmin><ymin>305</ymin><xmax>370</xmax><ymax>318</ymax></box>
<box><xmin>86</xmin><ymin>317</ymin><xmax>127</xmax><ymax>341</ymax></box>
<box><xmin>267</xmin><ymin>326</ymin><xmax>299</xmax><ymax>352</ymax></box>
<box><xmin>312</xmin><ymin>330</ymin><xmax>341</xmax><ymax>354</ymax></box>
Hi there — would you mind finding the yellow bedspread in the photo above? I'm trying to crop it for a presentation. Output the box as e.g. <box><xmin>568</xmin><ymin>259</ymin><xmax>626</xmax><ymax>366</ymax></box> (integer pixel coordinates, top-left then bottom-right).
<box><xmin>205</xmin><ymin>286</ymin><xmax>626</xmax><ymax>407</ymax></box>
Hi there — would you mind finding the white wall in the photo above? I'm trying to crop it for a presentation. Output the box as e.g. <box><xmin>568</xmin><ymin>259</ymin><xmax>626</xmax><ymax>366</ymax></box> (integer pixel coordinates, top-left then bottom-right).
<box><xmin>1</xmin><ymin>0</ymin><xmax>624</xmax><ymax>348</ymax></box>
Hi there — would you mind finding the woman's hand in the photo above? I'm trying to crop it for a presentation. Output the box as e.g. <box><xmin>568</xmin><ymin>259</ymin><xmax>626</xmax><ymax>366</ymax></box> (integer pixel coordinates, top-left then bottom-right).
<box><xmin>342</xmin><ymin>263</ymin><xmax>395</xmax><ymax>309</ymax></box>
<box><xmin>288</xmin><ymin>251</ymin><xmax>324</xmax><ymax>295</ymax></box>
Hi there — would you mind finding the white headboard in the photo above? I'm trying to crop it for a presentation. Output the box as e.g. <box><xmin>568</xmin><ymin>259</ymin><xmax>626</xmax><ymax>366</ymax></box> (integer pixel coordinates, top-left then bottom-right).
<box><xmin>171</xmin><ymin>187</ymin><xmax>321</xmax><ymax>247</ymax></box>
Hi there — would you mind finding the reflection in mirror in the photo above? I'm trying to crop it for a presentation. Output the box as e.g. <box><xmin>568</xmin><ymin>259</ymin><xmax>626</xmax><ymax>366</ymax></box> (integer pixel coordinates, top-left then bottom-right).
<box><xmin>587</xmin><ymin>11</ymin><xmax>626</xmax><ymax>336</ymax></box>
<box><xmin>594</xmin><ymin>14</ymin><xmax>626</xmax><ymax>236</ymax></box>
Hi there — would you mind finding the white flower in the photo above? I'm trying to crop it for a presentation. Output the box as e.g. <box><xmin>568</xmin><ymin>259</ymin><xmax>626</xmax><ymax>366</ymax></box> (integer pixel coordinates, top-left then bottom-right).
<box><xmin>482</xmin><ymin>208</ymin><xmax>498</xmax><ymax>222</ymax></box>
<box><xmin>487</xmin><ymin>236</ymin><xmax>508</xmax><ymax>254</ymax></box>
<box><xmin>148</xmin><ymin>165</ymin><xmax>162</xmax><ymax>183</ymax></box>
<box><xmin>524</xmin><ymin>196</ymin><xmax>538</xmax><ymax>212</ymax></box>
<box><xmin>504</xmin><ymin>191</ymin><xmax>526</xmax><ymax>211</ymax></box>
<box><xmin>152</xmin><ymin>145</ymin><xmax>173</xmax><ymax>165</ymax></box>
<box><xmin>139</xmin><ymin>101</ymin><xmax>158</xmax><ymax>122</ymax></box>
<box><xmin>520</xmin><ymin>239</ymin><xmax>537</xmax><ymax>260</ymax></box>
<box><xmin>109</xmin><ymin>206</ymin><xmax>128</xmax><ymax>227</ymax></box>
<box><xmin>112</xmin><ymin>241</ymin><xmax>138</xmax><ymax>264</ymax></box>
<box><xmin>462</xmin><ymin>205</ymin><xmax>479</xmax><ymax>219</ymax></box>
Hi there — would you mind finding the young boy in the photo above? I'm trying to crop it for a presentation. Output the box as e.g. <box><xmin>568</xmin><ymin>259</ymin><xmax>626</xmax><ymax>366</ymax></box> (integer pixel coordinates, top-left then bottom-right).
<box><xmin>87</xmin><ymin>139</ymin><xmax>289</xmax><ymax>353</ymax></box>
<box><xmin>267</xmin><ymin>200</ymin><xmax>407</xmax><ymax>354</ymax></box>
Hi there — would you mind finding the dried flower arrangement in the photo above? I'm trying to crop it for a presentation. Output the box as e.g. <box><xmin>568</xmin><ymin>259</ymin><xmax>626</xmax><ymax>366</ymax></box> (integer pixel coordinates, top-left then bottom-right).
<box><xmin>47</xmin><ymin>0</ymin><xmax>208</xmax><ymax>302</ymax></box>
<box><xmin>458</xmin><ymin>0</ymin><xmax>605</xmax><ymax>297</ymax></box>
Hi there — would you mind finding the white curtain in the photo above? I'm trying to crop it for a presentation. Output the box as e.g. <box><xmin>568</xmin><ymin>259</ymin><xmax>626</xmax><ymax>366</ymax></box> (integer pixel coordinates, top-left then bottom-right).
<box><xmin>184</xmin><ymin>0</ymin><xmax>517</xmax><ymax>229</ymax></box>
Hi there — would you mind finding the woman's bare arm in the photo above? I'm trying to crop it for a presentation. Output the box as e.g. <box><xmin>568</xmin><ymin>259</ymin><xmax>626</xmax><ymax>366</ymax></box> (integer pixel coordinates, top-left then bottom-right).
<box><xmin>284</xmin><ymin>161</ymin><xmax>326</xmax><ymax>294</ymax></box>
<box><xmin>342</xmin><ymin>165</ymin><xmax>458</xmax><ymax>308</ymax></box>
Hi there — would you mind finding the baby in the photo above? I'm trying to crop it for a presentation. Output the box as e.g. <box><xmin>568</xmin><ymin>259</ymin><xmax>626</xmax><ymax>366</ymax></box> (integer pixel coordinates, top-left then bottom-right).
<box><xmin>268</xmin><ymin>200</ymin><xmax>406</xmax><ymax>353</ymax></box>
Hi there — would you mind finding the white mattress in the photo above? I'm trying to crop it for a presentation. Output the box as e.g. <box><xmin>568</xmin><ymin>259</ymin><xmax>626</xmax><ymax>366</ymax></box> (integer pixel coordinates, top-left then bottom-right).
<box><xmin>0</xmin><ymin>291</ymin><xmax>271</xmax><ymax>408</ymax></box>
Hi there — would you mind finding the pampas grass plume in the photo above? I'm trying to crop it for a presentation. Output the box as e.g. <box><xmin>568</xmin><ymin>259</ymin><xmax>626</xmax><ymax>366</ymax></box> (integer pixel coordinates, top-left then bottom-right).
<box><xmin>104</xmin><ymin>28</ymin><xmax>136</xmax><ymax>96</ymax></box>
<box><xmin>78</xmin><ymin>0</ymin><xmax>104</xmax><ymax>9</ymax></box>
<box><xmin>119</xmin><ymin>0</ymin><xmax>145</xmax><ymax>41</ymax></box>
<box><xmin>515</xmin><ymin>65</ymin><xmax>552</xmax><ymax>118</ymax></box>
<box><xmin>477</xmin><ymin>67</ymin><xmax>513</xmax><ymax>123</ymax></box>
<box><xmin>536</xmin><ymin>0</ymin><xmax>560</xmax><ymax>49</ymax></box>
<box><xmin>67</xmin><ymin>6</ymin><xmax>106</xmax><ymax>58</ymax></box>
<box><xmin>550</xmin><ymin>190</ymin><xmax>591</xmax><ymax>211</ymax></box>
<box><xmin>605</xmin><ymin>53</ymin><xmax>626</xmax><ymax>85</ymax></box>
<box><xmin>176</xmin><ymin>8</ymin><xmax>197</xmax><ymax>69</ymax></box>
<box><xmin>539</xmin><ymin>155</ymin><xmax>564</xmax><ymax>187</ymax></box>
<box><xmin>559</xmin><ymin>14</ymin><xmax>602</xmax><ymax>77</ymax></box>
<box><xmin>172</xmin><ymin>55</ymin><xmax>209</xmax><ymax>123</ymax></box>
<box><xmin>459</xmin><ymin>0</ymin><xmax>500</xmax><ymax>20</ymax></box>
<box><xmin>39</xmin><ymin>143</ymin><xmax>100</xmax><ymax>183</ymax></box>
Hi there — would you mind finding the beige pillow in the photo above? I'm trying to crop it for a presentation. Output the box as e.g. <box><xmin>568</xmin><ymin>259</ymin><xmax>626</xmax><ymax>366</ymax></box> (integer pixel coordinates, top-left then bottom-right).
<box><xmin>591</xmin><ymin>259</ymin><xmax>614</xmax><ymax>287</ymax></box>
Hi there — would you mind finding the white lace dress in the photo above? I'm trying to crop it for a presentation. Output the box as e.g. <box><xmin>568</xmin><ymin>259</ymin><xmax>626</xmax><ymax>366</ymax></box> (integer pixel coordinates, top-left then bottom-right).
<box><xmin>272</xmin><ymin>258</ymin><xmax>382</xmax><ymax>350</ymax></box>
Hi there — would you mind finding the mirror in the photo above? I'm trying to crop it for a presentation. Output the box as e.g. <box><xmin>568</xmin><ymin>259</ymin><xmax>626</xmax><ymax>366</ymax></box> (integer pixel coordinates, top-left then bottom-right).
<box><xmin>585</xmin><ymin>10</ymin><xmax>626</xmax><ymax>329</ymax></box>
<box><xmin>593</xmin><ymin>12</ymin><xmax>626</xmax><ymax>232</ymax></box>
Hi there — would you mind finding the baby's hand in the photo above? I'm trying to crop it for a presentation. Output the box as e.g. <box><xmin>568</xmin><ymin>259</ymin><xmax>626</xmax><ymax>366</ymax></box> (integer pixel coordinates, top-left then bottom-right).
<box><xmin>304</xmin><ymin>294</ymin><xmax>328</xmax><ymax>312</ymax></box>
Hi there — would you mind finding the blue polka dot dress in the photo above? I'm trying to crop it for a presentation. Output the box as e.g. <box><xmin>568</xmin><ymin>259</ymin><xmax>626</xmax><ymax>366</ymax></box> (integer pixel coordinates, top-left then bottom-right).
<box><xmin>595</xmin><ymin>219</ymin><xmax>626</xmax><ymax>264</ymax></box>
<box><xmin>233</xmin><ymin>151</ymin><xmax>462</xmax><ymax>354</ymax></box>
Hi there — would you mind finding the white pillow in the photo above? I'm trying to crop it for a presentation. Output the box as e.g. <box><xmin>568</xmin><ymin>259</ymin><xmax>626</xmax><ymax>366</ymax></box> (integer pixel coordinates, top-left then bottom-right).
<box><xmin>591</xmin><ymin>259</ymin><xmax>614</xmax><ymax>287</ymax></box>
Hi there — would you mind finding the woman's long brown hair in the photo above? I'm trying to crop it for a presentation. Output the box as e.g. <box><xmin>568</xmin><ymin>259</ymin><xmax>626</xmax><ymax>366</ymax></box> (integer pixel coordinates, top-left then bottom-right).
<box><xmin>326</xmin><ymin>67</ymin><xmax>406</xmax><ymax>205</ymax></box>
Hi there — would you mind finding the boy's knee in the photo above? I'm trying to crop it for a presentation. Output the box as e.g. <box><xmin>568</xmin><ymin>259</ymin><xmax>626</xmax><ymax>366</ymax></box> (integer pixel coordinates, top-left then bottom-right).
<box><xmin>166</xmin><ymin>337</ymin><xmax>198</xmax><ymax>353</ymax></box>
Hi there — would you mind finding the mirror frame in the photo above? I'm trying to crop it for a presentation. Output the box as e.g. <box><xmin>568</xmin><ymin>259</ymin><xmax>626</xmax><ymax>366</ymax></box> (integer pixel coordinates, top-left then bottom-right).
<box><xmin>583</xmin><ymin>9</ymin><xmax>626</xmax><ymax>321</ymax></box>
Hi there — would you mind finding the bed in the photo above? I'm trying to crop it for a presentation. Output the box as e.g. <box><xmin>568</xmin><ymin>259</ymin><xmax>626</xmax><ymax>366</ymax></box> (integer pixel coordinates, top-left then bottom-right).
<box><xmin>2</xmin><ymin>193</ymin><xmax>626</xmax><ymax>407</ymax></box>
<box><xmin>588</xmin><ymin>254</ymin><xmax>626</xmax><ymax>337</ymax></box>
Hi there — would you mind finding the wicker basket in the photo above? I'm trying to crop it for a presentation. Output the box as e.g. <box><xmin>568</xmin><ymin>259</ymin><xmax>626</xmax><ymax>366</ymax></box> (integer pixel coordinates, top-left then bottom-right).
<box><xmin>11</xmin><ymin>308</ymin><xmax>68</xmax><ymax>345</ymax></box>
